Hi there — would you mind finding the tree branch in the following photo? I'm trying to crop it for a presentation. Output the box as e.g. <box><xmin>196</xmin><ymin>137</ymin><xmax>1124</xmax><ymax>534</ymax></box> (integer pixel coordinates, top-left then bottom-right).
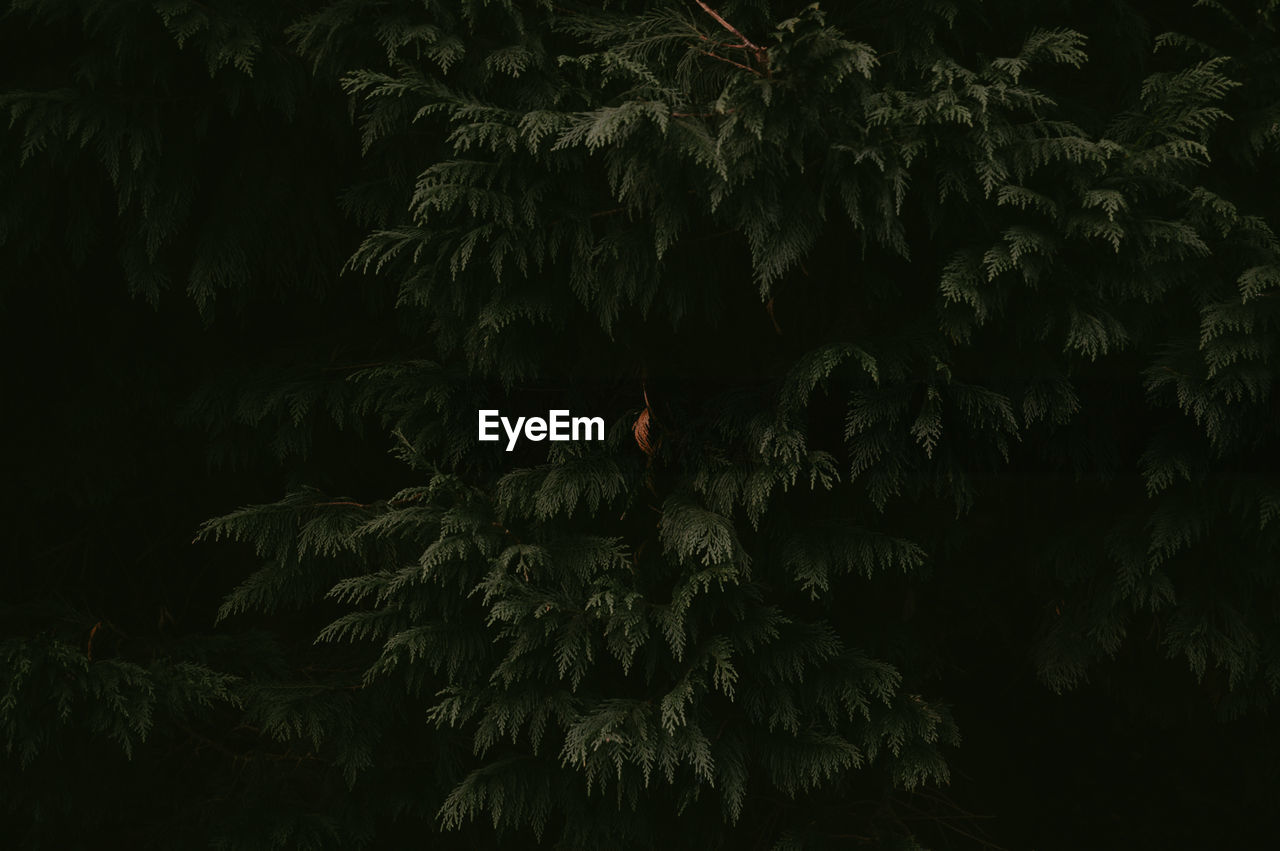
<box><xmin>692</xmin><ymin>1</ymin><xmax>770</xmax><ymax>74</ymax></box>
<box><xmin>693</xmin><ymin>1</ymin><xmax>762</xmax><ymax>51</ymax></box>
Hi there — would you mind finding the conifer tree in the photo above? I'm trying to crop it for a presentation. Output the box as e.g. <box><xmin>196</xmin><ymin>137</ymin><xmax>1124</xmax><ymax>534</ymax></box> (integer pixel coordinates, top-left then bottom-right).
<box><xmin>3</xmin><ymin>0</ymin><xmax>1279</xmax><ymax>848</ymax></box>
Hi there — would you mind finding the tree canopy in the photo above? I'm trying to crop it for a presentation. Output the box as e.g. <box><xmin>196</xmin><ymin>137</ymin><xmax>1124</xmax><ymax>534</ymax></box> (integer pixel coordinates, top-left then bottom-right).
<box><xmin>3</xmin><ymin>1</ymin><xmax>1279</xmax><ymax>848</ymax></box>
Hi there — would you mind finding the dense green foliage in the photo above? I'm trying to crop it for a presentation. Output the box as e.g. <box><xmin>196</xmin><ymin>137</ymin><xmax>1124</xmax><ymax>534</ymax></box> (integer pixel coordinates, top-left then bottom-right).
<box><xmin>3</xmin><ymin>0</ymin><xmax>1279</xmax><ymax>847</ymax></box>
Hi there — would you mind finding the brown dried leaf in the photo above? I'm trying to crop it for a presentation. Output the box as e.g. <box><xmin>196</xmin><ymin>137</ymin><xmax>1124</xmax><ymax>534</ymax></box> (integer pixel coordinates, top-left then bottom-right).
<box><xmin>633</xmin><ymin>407</ymin><xmax>656</xmax><ymax>457</ymax></box>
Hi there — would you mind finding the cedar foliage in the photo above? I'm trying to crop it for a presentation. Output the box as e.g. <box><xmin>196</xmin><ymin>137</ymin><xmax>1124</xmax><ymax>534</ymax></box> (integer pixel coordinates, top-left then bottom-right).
<box><xmin>2</xmin><ymin>0</ymin><xmax>1279</xmax><ymax>848</ymax></box>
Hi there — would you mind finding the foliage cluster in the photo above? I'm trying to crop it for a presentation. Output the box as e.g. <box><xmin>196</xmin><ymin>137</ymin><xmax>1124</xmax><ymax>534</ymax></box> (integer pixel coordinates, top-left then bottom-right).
<box><xmin>2</xmin><ymin>1</ymin><xmax>1278</xmax><ymax>847</ymax></box>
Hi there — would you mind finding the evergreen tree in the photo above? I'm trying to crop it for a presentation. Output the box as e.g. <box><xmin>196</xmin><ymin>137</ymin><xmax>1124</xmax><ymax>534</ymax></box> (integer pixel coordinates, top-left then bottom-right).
<box><xmin>3</xmin><ymin>1</ymin><xmax>1279</xmax><ymax>848</ymax></box>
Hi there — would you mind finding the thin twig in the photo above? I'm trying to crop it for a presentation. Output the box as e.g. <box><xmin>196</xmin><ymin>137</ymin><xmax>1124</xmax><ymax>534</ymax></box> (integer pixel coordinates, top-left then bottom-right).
<box><xmin>672</xmin><ymin>108</ymin><xmax>739</xmax><ymax>118</ymax></box>
<box><xmin>694</xmin><ymin>0</ymin><xmax>763</xmax><ymax>51</ymax></box>
<box><xmin>699</xmin><ymin>48</ymin><xmax>761</xmax><ymax>76</ymax></box>
<box><xmin>692</xmin><ymin>1</ymin><xmax>770</xmax><ymax>74</ymax></box>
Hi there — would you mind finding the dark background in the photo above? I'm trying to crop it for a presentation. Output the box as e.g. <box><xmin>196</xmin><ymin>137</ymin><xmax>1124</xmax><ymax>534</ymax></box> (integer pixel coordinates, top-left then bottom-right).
<box><xmin>2</xmin><ymin>1</ymin><xmax>1278</xmax><ymax>848</ymax></box>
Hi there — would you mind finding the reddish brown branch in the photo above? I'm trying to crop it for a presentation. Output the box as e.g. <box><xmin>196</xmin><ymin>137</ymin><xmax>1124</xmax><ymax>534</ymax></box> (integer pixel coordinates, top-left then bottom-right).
<box><xmin>671</xmin><ymin>108</ymin><xmax>739</xmax><ymax>118</ymax></box>
<box><xmin>692</xmin><ymin>1</ymin><xmax>770</xmax><ymax>74</ymax></box>
<box><xmin>766</xmin><ymin>297</ymin><xmax>783</xmax><ymax>335</ymax></box>
<box><xmin>699</xmin><ymin>49</ymin><xmax>760</xmax><ymax>76</ymax></box>
<box><xmin>693</xmin><ymin>0</ymin><xmax>762</xmax><ymax>51</ymax></box>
